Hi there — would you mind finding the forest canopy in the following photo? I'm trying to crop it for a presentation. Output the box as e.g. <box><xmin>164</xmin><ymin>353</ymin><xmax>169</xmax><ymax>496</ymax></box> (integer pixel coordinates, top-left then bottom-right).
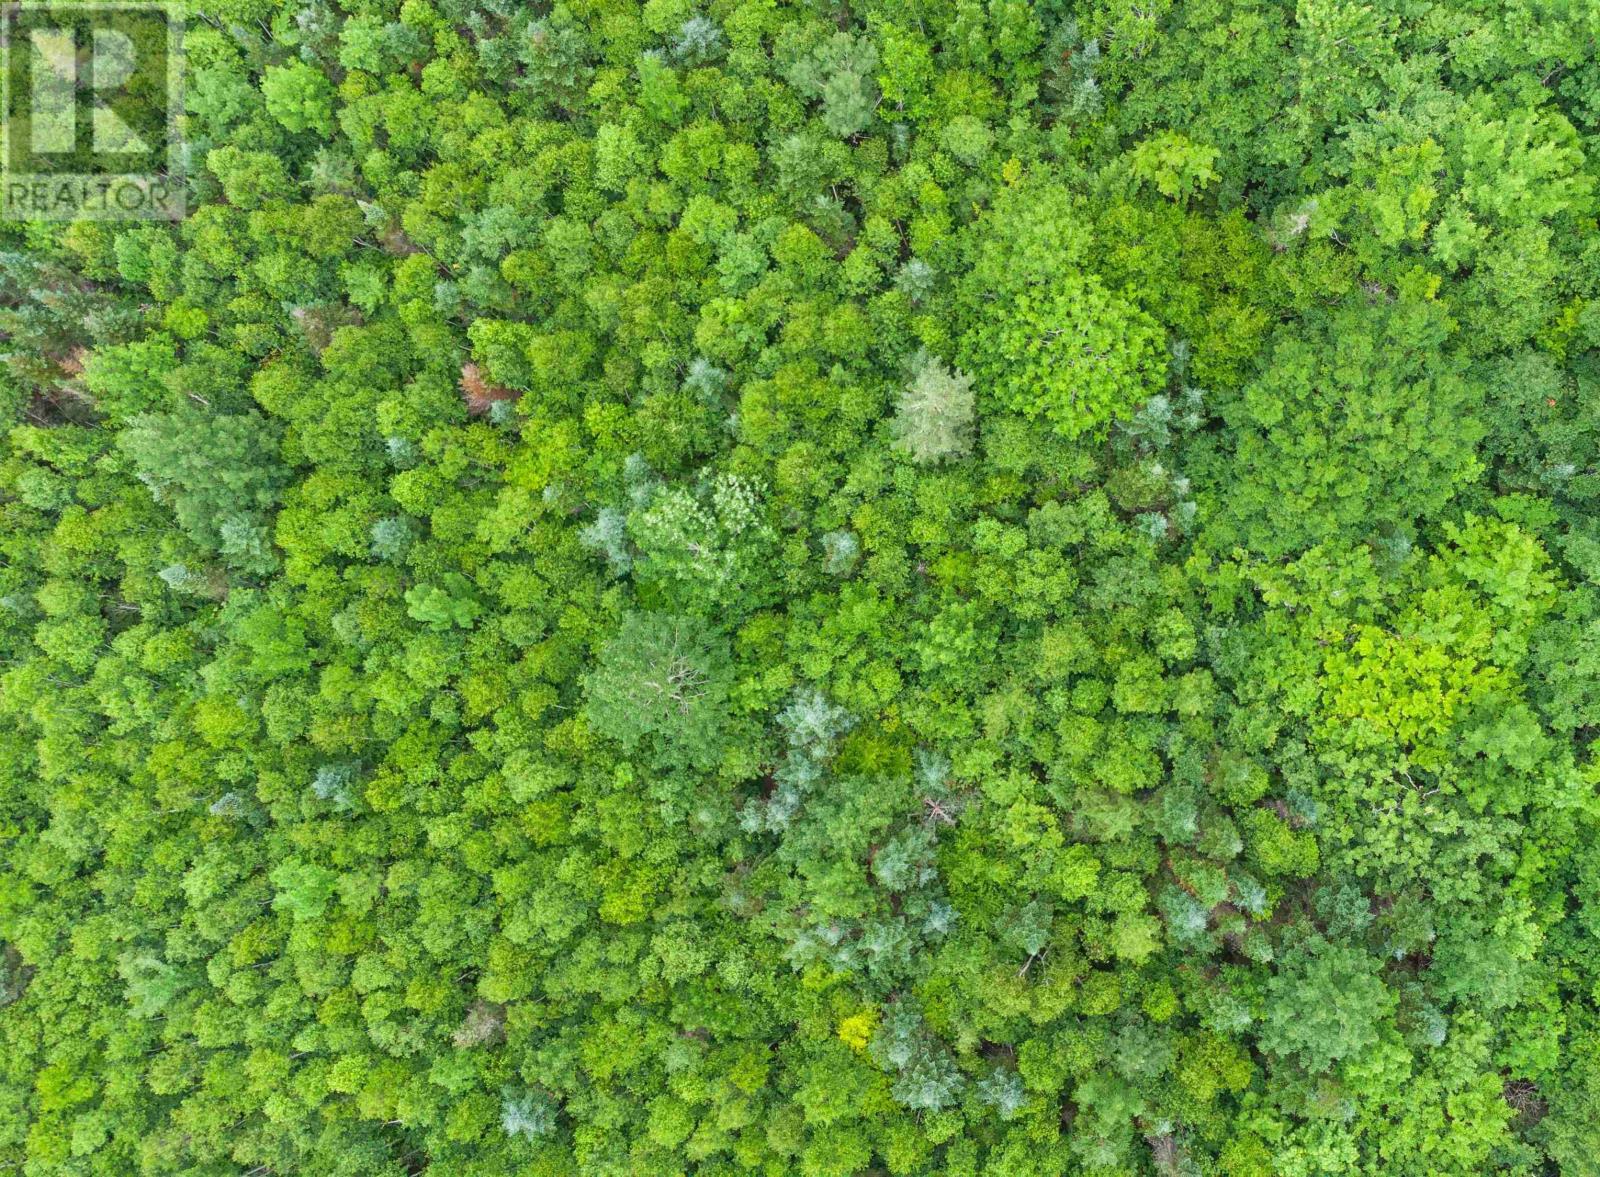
<box><xmin>4</xmin><ymin>0</ymin><xmax>1600</xmax><ymax>1174</ymax></box>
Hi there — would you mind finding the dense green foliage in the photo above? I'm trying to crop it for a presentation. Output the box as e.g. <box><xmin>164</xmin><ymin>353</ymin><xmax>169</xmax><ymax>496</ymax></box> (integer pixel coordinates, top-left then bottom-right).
<box><xmin>4</xmin><ymin>0</ymin><xmax>1600</xmax><ymax>1174</ymax></box>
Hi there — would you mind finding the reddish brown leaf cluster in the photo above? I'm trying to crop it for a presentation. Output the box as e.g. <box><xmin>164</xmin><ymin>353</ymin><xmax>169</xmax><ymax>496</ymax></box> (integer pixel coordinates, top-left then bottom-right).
<box><xmin>459</xmin><ymin>362</ymin><xmax>522</xmax><ymax>415</ymax></box>
<box><xmin>57</xmin><ymin>346</ymin><xmax>89</xmax><ymax>377</ymax></box>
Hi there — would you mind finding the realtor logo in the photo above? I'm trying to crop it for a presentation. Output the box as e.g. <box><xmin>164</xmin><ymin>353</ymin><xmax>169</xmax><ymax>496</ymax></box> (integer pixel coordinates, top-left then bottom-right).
<box><xmin>1</xmin><ymin>3</ymin><xmax>183</xmax><ymax>220</ymax></box>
